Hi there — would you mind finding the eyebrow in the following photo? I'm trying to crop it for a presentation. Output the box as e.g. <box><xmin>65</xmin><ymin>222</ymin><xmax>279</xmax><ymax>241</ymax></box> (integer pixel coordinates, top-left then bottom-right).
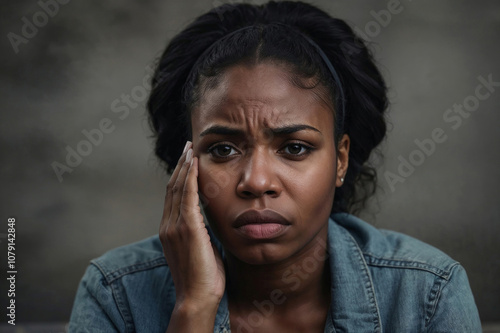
<box><xmin>199</xmin><ymin>124</ymin><xmax>321</xmax><ymax>137</ymax></box>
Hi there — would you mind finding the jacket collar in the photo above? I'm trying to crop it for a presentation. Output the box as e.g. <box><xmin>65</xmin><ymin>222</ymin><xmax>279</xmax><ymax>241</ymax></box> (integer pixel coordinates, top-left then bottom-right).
<box><xmin>208</xmin><ymin>215</ymin><xmax>382</xmax><ymax>333</ymax></box>
<box><xmin>326</xmin><ymin>214</ymin><xmax>382</xmax><ymax>332</ymax></box>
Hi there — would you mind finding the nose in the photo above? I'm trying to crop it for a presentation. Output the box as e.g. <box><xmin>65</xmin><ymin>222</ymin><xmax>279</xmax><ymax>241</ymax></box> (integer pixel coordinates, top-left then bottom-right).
<box><xmin>236</xmin><ymin>148</ymin><xmax>282</xmax><ymax>199</ymax></box>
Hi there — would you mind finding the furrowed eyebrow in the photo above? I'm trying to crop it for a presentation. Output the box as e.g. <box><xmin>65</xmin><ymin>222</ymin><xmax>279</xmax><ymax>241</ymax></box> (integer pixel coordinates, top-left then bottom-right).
<box><xmin>270</xmin><ymin>124</ymin><xmax>321</xmax><ymax>135</ymax></box>
<box><xmin>199</xmin><ymin>124</ymin><xmax>321</xmax><ymax>137</ymax></box>
<box><xmin>199</xmin><ymin>125</ymin><xmax>245</xmax><ymax>137</ymax></box>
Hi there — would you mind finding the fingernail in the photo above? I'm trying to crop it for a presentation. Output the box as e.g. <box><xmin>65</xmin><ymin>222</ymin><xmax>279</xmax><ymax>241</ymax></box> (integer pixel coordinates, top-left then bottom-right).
<box><xmin>183</xmin><ymin>141</ymin><xmax>191</xmax><ymax>154</ymax></box>
<box><xmin>186</xmin><ymin>149</ymin><xmax>193</xmax><ymax>163</ymax></box>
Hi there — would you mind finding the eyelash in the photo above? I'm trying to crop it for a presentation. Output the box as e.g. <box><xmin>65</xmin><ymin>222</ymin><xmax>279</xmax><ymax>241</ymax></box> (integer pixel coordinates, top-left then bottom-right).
<box><xmin>207</xmin><ymin>142</ymin><xmax>314</xmax><ymax>160</ymax></box>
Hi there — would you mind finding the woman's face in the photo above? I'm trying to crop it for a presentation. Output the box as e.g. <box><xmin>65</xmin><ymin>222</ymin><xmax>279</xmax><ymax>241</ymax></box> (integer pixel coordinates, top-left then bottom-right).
<box><xmin>191</xmin><ymin>62</ymin><xmax>348</xmax><ymax>265</ymax></box>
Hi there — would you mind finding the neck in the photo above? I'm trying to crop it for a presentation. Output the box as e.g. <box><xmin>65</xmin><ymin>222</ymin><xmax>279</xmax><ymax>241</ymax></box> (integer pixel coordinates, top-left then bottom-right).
<box><xmin>225</xmin><ymin>225</ymin><xmax>331</xmax><ymax>315</ymax></box>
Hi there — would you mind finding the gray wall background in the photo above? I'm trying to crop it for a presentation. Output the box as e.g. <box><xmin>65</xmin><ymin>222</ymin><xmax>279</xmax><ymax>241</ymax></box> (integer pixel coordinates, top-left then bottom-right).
<box><xmin>1</xmin><ymin>0</ymin><xmax>499</xmax><ymax>324</ymax></box>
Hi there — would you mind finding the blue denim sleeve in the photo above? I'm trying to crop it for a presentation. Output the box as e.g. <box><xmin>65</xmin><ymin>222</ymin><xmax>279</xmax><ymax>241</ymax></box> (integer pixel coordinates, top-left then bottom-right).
<box><xmin>426</xmin><ymin>264</ymin><xmax>482</xmax><ymax>332</ymax></box>
<box><xmin>69</xmin><ymin>264</ymin><xmax>126</xmax><ymax>332</ymax></box>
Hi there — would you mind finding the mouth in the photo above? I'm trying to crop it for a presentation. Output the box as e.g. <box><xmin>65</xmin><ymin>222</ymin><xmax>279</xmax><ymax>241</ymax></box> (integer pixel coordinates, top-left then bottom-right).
<box><xmin>233</xmin><ymin>209</ymin><xmax>291</xmax><ymax>240</ymax></box>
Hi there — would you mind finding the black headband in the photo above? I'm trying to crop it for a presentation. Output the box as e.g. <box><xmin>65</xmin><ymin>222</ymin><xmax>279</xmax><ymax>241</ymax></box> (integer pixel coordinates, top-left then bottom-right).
<box><xmin>184</xmin><ymin>23</ymin><xmax>346</xmax><ymax>130</ymax></box>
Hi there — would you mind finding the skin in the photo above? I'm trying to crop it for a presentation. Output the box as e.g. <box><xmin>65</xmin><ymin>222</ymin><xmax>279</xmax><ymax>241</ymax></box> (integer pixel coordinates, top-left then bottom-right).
<box><xmin>160</xmin><ymin>62</ymin><xmax>349</xmax><ymax>332</ymax></box>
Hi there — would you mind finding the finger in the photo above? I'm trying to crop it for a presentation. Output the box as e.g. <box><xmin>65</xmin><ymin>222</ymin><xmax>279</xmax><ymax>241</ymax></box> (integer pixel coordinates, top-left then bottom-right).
<box><xmin>162</xmin><ymin>141</ymin><xmax>192</xmax><ymax>222</ymax></box>
<box><xmin>180</xmin><ymin>155</ymin><xmax>201</xmax><ymax>226</ymax></box>
<box><xmin>167</xmin><ymin>141</ymin><xmax>192</xmax><ymax>195</ymax></box>
<box><xmin>170</xmin><ymin>148</ymin><xmax>194</xmax><ymax>224</ymax></box>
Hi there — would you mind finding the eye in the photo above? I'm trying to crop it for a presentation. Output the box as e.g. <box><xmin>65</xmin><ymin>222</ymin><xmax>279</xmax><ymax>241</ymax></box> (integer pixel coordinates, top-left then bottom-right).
<box><xmin>208</xmin><ymin>144</ymin><xmax>238</xmax><ymax>158</ymax></box>
<box><xmin>280</xmin><ymin>143</ymin><xmax>313</xmax><ymax>157</ymax></box>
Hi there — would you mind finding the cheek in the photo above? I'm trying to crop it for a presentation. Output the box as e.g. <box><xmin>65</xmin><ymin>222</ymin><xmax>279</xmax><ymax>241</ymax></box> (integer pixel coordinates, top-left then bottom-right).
<box><xmin>197</xmin><ymin>159</ymin><xmax>242</xmax><ymax>239</ymax></box>
<box><xmin>286</xmin><ymin>153</ymin><xmax>337</xmax><ymax>218</ymax></box>
<box><xmin>197</xmin><ymin>158</ymin><xmax>237</xmax><ymax>208</ymax></box>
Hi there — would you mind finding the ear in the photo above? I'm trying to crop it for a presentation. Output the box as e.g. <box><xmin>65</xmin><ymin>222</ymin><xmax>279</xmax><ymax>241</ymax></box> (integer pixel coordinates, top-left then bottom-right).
<box><xmin>336</xmin><ymin>134</ymin><xmax>350</xmax><ymax>187</ymax></box>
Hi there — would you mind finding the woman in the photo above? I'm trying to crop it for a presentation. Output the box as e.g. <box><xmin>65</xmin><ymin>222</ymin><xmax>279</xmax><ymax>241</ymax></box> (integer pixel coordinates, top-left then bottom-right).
<box><xmin>69</xmin><ymin>1</ymin><xmax>481</xmax><ymax>332</ymax></box>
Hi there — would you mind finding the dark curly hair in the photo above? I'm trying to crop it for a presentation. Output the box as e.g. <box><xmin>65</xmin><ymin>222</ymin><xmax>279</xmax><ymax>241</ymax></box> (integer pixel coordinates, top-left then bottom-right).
<box><xmin>147</xmin><ymin>1</ymin><xmax>388</xmax><ymax>214</ymax></box>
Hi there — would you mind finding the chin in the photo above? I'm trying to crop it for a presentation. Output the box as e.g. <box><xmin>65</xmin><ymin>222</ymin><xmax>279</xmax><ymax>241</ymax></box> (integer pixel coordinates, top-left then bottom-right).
<box><xmin>225</xmin><ymin>240</ymin><xmax>295</xmax><ymax>266</ymax></box>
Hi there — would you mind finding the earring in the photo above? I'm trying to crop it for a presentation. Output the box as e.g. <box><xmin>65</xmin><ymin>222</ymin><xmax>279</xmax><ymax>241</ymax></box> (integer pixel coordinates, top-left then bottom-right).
<box><xmin>340</xmin><ymin>177</ymin><xmax>344</xmax><ymax>183</ymax></box>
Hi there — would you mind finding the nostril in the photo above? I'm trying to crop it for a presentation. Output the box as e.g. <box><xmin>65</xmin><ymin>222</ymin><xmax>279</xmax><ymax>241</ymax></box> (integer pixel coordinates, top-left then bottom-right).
<box><xmin>240</xmin><ymin>190</ymin><xmax>276</xmax><ymax>198</ymax></box>
<box><xmin>242</xmin><ymin>191</ymin><xmax>253</xmax><ymax>197</ymax></box>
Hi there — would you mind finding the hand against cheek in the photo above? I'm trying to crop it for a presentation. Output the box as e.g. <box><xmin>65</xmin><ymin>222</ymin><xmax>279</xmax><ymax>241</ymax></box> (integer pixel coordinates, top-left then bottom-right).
<box><xmin>159</xmin><ymin>142</ymin><xmax>226</xmax><ymax>309</ymax></box>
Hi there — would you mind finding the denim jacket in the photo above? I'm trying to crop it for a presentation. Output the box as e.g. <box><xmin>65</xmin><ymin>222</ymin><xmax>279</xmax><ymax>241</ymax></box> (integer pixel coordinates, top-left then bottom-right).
<box><xmin>69</xmin><ymin>213</ymin><xmax>481</xmax><ymax>332</ymax></box>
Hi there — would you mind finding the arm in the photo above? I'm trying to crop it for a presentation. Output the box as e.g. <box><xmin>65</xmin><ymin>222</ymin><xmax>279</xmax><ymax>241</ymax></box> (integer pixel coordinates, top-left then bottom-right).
<box><xmin>426</xmin><ymin>264</ymin><xmax>482</xmax><ymax>333</ymax></box>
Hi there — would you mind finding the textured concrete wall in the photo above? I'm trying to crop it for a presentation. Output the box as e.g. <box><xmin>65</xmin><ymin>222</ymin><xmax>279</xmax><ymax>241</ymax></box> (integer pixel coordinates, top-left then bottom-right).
<box><xmin>0</xmin><ymin>0</ymin><xmax>499</xmax><ymax>324</ymax></box>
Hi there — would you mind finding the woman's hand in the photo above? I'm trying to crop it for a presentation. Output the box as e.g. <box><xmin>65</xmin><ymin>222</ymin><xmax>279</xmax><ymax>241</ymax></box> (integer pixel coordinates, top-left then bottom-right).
<box><xmin>160</xmin><ymin>141</ymin><xmax>225</xmax><ymax>331</ymax></box>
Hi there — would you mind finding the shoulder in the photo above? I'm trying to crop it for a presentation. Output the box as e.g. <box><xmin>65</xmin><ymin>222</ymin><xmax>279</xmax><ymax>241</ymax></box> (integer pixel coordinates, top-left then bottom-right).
<box><xmin>70</xmin><ymin>236</ymin><xmax>174</xmax><ymax>332</ymax></box>
<box><xmin>330</xmin><ymin>213</ymin><xmax>458</xmax><ymax>278</ymax></box>
<box><xmin>90</xmin><ymin>235</ymin><xmax>167</xmax><ymax>284</ymax></box>
<box><xmin>330</xmin><ymin>213</ymin><xmax>481</xmax><ymax>331</ymax></box>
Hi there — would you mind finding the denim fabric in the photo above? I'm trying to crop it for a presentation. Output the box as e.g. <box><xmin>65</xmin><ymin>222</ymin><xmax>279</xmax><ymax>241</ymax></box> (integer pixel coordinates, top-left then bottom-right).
<box><xmin>69</xmin><ymin>213</ymin><xmax>481</xmax><ymax>332</ymax></box>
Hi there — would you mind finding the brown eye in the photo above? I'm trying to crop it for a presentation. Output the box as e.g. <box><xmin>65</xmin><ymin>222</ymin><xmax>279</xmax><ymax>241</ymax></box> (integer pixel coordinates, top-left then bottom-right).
<box><xmin>286</xmin><ymin>144</ymin><xmax>304</xmax><ymax>155</ymax></box>
<box><xmin>282</xmin><ymin>143</ymin><xmax>311</xmax><ymax>156</ymax></box>
<box><xmin>216</xmin><ymin>145</ymin><xmax>232</xmax><ymax>156</ymax></box>
<box><xmin>208</xmin><ymin>144</ymin><xmax>237</xmax><ymax>158</ymax></box>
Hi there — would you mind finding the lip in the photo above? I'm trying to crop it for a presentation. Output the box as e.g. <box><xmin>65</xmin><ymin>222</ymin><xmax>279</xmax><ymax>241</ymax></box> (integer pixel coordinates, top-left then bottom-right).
<box><xmin>233</xmin><ymin>210</ymin><xmax>291</xmax><ymax>240</ymax></box>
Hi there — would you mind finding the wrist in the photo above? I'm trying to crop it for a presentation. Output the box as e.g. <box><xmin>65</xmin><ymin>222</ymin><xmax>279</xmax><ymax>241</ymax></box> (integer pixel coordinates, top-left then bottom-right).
<box><xmin>174</xmin><ymin>297</ymin><xmax>220</xmax><ymax>317</ymax></box>
<box><xmin>167</xmin><ymin>299</ymin><xmax>220</xmax><ymax>333</ymax></box>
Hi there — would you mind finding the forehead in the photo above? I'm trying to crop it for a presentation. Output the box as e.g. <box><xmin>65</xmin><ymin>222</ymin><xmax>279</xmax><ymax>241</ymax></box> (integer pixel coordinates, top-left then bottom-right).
<box><xmin>192</xmin><ymin>62</ymin><xmax>334</xmax><ymax>132</ymax></box>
